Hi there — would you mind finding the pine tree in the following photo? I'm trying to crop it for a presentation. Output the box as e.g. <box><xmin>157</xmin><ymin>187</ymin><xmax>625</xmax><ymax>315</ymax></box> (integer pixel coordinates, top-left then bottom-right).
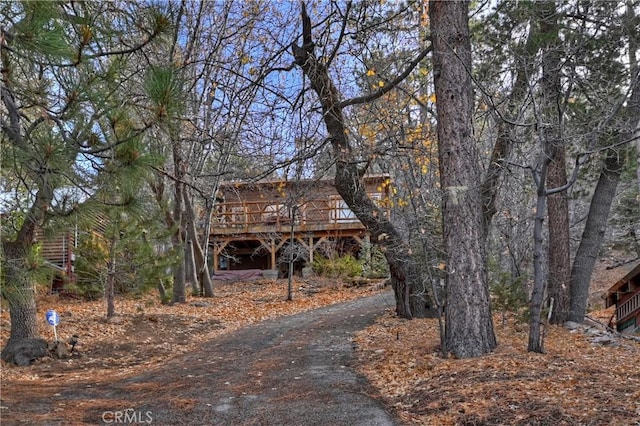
<box><xmin>1</xmin><ymin>1</ymin><xmax>170</xmax><ymax>365</ymax></box>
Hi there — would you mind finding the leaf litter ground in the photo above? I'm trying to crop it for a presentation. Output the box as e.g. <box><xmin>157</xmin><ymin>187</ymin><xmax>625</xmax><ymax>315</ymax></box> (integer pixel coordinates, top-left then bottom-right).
<box><xmin>355</xmin><ymin>259</ymin><xmax>640</xmax><ymax>426</ymax></box>
<box><xmin>1</xmin><ymin>268</ymin><xmax>639</xmax><ymax>426</ymax></box>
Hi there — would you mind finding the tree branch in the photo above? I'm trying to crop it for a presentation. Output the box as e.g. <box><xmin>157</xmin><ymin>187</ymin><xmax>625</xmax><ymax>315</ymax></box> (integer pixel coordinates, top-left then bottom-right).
<box><xmin>325</xmin><ymin>1</ymin><xmax>351</xmax><ymax>68</ymax></box>
<box><xmin>339</xmin><ymin>44</ymin><xmax>432</xmax><ymax>108</ymax></box>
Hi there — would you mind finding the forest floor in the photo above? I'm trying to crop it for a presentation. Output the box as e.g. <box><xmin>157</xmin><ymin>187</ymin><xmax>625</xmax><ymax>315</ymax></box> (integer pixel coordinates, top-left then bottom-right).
<box><xmin>1</xmin><ymin>259</ymin><xmax>639</xmax><ymax>425</ymax></box>
<box><xmin>354</xmin><ymin>259</ymin><xmax>640</xmax><ymax>425</ymax></box>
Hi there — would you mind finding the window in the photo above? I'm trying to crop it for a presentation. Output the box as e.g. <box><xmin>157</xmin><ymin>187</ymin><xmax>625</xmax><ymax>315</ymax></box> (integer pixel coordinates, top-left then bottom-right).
<box><xmin>331</xmin><ymin>197</ymin><xmax>358</xmax><ymax>223</ymax></box>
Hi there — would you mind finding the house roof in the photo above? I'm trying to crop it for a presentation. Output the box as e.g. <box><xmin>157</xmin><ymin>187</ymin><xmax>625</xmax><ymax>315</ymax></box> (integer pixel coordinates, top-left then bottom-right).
<box><xmin>606</xmin><ymin>262</ymin><xmax>640</xmax><ymax>296</ymax></box>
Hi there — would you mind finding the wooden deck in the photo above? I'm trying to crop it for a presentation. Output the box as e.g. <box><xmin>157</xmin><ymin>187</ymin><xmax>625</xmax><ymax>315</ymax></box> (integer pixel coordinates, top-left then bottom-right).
<box><xmin>209</xmin><ymin>176</ymin><xmax>391</xmax><ymax>273</ymax></box>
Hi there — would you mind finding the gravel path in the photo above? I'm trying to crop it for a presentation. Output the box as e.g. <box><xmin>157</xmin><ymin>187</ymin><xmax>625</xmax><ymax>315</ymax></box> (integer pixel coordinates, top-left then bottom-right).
<box><xmin>54</xmin><ymin>291</ymin><xmax>401</xmax><ymax>425</ymax></box>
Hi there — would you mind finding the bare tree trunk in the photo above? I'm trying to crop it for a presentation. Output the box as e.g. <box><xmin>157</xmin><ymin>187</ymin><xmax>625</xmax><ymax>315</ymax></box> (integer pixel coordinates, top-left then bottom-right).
<box><xmin>569</xmin><ymin>151</ymin><xmax>625</xmax><ymax>322</ymax></box>
<box><xmin>185</xmin><ymin>240</ymin><xmax>199</xmax><ymax>296</ymax></box>
<box><xmin>172</xmin><ymin>241</ymin><xmax>186</xmax><ymax>303</ymax></box>
<box><xmin>430</xmin><ymin>0</ymin><xmax>496</xmax><ymax>358</ymax></box>
<box><xmin>569</xmin><ymin>4</ymin><xmax>640</xmax><ymax>323</ymax></box>
<box><xmin>528</xmin><ymin>1</ymin><xmax>568</xmax><ymax>350</ymax></box>
<box><xmin>184</xmin><ymin>189</ymin><xmax>214</xmax><ymax>297</ymax></box>
<box><xmin>105</xmin><ymin>234</ymin><xmax>118</xmax><ymax>318</ymax></box>
<box><xmin>287</xmin><ymin>212</ymin><xmax>295</xmax><ymax>301</ymax></box>
<box><xmin>529</xmin><ymin>158</ymin><xmax>549</xmax><ymax>353</ymax></box>
<box><xmin>172</xmin><ymin>141</ymin><xmax>187</xmax><ymax>304</ymax></box>
<box><xmin>0</xmin><ymin>174</ymin><xmax>54</xmax><ymax>363</ymax></box>
<box><xmin>290</xmin><ymin>3</ymin><xmax>430</xmax><ymax>319</ymax></box>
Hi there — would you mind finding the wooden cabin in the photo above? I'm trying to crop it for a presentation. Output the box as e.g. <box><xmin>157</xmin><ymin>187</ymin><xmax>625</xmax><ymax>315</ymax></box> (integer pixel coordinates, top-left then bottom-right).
<box><xmin>209</xmin><ymin>175</ymin><xmax>392</xmax><ymax>276</ymax></box>
<box><xmin>604</xmin><ymin>262</ymin><xmax>640</xmax><ymax>334</ymax></box>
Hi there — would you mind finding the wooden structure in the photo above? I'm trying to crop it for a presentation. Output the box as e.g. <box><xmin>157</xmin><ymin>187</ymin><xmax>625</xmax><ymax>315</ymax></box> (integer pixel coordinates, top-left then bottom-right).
<box><xmin>605</xmin><ymin>263</ymin><xmax>640</xmax><ymax>334</ymax></box>
<box><xmin>209</xmin><ymin>175</ymin><xmax>391</xmax><ymax>274</ymax></box>
<box><xmin>37</xmin><ymin>228</ymin><xmax>77</xmax><ymax>291</ymax></box>
<box><xmin>36</xmin><ymin>215</ymin><xmax>108</xmax><ymax>292</ymax></box>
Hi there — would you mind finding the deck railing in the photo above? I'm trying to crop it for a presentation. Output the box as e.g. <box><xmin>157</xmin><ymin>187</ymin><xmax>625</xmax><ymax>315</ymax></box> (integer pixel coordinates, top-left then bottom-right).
<box><xmin>617</xmin><ymin>290</ymin><xmax>640</xmax><ymax>322</ymax></box>
<box><xmin>212</xmin><ymin>197</ymin><xmax>385</xmax><ymax>231</ymax></box>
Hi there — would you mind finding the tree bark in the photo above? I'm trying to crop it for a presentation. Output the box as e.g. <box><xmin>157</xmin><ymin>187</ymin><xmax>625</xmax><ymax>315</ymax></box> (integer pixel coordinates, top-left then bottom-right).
<box><xmin>528</xmin><ymin>158</ymin><xmax>549</xmax><ymax>353</ymax></box>
<box><xmin>569</xmin><ymin>150</ymin><xmax>624</xmax><ymax>322</ymax></box>
<box><xmin>547</xmin><ymin>142</ymin><xmax>571</xmax><ymax>324</ymax></box>
<box><xmin>430</xmin><ymin>0</ymin><xmax>497</xmax><ymax>357</ymax></box>
<box><xmin>184</xmin><ymin>188</ymin><xmax>214</xmax><ymax>297</ymax></box>
<box><xmin>105</xmin><ymin>233</ymin><xmax>118</xmax><ymax>318</ymax></box>
<box><xmin>185</xmin><ymin>240</ymin><xmax>200</xmax><ymax>296</ymax></box>
<box><xmin>291</xmin><ymin>3</ymin><xmax>430</xmax><ymax>319</ymax></box>
<box><xmin>569</xmin><ymin>5</ymin><xmax>640</xmax><ymax>322</ymax></box>
<box><xmin>0</xmin><ymin>241</ymin><xmax>42</xmax><ymax>364</ymax></box>
<box><xmin>172</xmin><ymin>142</ymin><xmax>187</xmax><ymax>304</ymax></box>
<box><xmin>1</xmin><ymin>59</ymin><xmax>51</xmax><ymax>362</ymax></box>
<box><xmin>538</xmin><ymin>1</ymin><xmax>571</xmax><ymax>325</ymax></box>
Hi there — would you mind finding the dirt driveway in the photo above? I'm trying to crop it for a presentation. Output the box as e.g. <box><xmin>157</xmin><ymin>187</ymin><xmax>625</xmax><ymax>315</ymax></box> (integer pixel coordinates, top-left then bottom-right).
<box><xmin>3</xmin><ymin>291</ymin><xmax>401</xmax><ymax>426</ymax></box>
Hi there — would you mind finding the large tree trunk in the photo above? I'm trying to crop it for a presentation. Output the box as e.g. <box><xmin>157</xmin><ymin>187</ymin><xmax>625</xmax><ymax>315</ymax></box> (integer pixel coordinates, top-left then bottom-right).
<box><xmin>569</xmin><ymin>151</ymin><xmax>624</xmax><ymax>322</ymax></box>
<box><xmin>430</xmin><ymin>0</ymin><xmax>496</xmax><ymax>358</ymax></box>
<box><xmin>538</xmin><ymin>1</ymin><xmax>571</xmax><ymax>325</ymax></box>
<box><xmin>1</xmin><ymin>68</ymin><xmax>51</xmax><ymax>363</ymax></box>
<box><xmin>291</xmin><ymin>4</ymin><xmax>430</xmax><ymax>319</ymax></box>
<box><xmin>547</xmin><ymin>142</ymin><xmax>571</xmax><ymax>324</ymax></box>
<box><xmin>0</xmin><ymin>166</ymin><xmax>54</xmax><ymax>364</ymax></box>
<box><xmin>1</xmin><ymin>241</ymin><xmax>44</xmax><ymax>365</ymax></box>
<box><xmin>569</xmin><ymin>6</ymin><xmax>640</xmax><ymax>323</ymax></box>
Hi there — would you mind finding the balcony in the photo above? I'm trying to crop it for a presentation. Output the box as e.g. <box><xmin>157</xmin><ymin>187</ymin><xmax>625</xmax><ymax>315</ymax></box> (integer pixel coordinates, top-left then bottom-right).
<box><xmin>210</xmin><ymin>197</ymin><xmax>373</xmax><ymax>236</ymax></box>
<box><xmin>616</xmin><ymin>290</ymin><xmax>640</xmax><ymax>323</ymax></box>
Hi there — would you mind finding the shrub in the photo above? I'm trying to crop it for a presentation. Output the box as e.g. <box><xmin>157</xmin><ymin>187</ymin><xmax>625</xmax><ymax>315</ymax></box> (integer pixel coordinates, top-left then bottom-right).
<box><xmin>490</xmin><ymin>271</ymin><xmax>529</xmax><ymax>325</ymax></box>
<box><xmin>312</xmin><ymin>254</ymin><xmax>363</xmax><ymax>279</ymax></box>
<box><xmin>360</xmin><ymin>243</ymin><xmax>389</xmax><ymax>279</ymax></box>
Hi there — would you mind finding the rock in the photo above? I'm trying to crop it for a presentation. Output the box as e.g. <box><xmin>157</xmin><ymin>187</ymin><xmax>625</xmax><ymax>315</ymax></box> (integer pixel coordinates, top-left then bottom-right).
<box><xmin>262</xmin><ymin>270</ymin><xmax>279</xmax><ymax>280</ymax></box>
<box><xmin>54</xmin><ymin>341</ymin><xmax>72</xmax><ymax>359</ymax></box>
<box><xmin>347</xmin><ymin>277</ymin><xmax>371</xmax><ymax>288</ymax></box>
<box><xmin>299</xmin><ymin>286</ymin><xmax>319</xmax><ymax>296</ymax></box>
<box><xmin>301</xmin><ymin>266</ymin><xmax>314</xmax><ymax>279</ymax></box>
<box><xmin>564</xmin><ymin>321</ymin><xmax>582</xmax><ymax>330</ymax></box>
<box><xmin>191</xmin><ymin>302</ymin><xmax>212</xmax><ymax>308</ymax></box>
<box><xmin>591</xmin><ymin>335</ymin><xmax>617</xmax><ymax>345</ymax></box>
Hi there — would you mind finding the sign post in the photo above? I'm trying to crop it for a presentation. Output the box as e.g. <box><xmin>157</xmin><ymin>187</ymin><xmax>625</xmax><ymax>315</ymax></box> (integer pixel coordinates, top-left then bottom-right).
<box><xmin>46</xmin><ymin>309</ymin><xmax>60</xmax><ymax>342</ymax></box>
